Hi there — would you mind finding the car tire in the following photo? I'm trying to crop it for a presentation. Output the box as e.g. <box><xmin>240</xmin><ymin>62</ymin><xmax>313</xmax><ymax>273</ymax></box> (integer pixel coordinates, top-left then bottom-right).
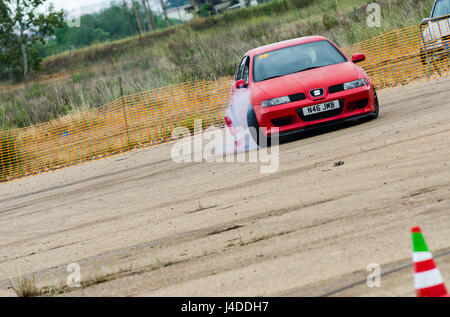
<box><xmin>247</xmin><ymin>106</ymin><xmax>271</xmax><ymax>147</ymax></box>
<box><xmin>359</xmin><ymin>88</ymin><xmax>379</xmax><ymax>123</ymax></box>
<box><xmin>368</xmin><ymin>88</ymin><xmax>379</xmax><ymax>120</ymax></box>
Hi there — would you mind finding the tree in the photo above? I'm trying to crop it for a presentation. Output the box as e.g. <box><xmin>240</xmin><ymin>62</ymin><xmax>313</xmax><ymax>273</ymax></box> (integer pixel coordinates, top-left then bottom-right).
<box><xmin>141</xmin><ymin>0</ymin><xmax>156</xmax><ymax>31</ymax></box>
<box><xmin>0</xmin><ymin>0</ymin><xmax>64</xmax><ymax>81</ymax></box>
<box><xmin>132</xmin><ymin>0</ymin><xmax>144</xmax><ymax>46</ymax></box>
<box><xmin>197</xmin><ymin>4</ymin><xmax>213</xmax><ymax>18</ymax></box>
<box><xmin>159</xmin><ymin>0</ymin><xmax>169</xmax><ymax>27</ymax></box>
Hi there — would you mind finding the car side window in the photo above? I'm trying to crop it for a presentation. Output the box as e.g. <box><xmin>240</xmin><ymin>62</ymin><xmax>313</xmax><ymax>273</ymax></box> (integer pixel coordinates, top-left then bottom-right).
<box><xmin>235</xmin><ymin>62</ymin><xmax>242</xmax><ymax>81</ymax></box>
<box><xmin>235</xmin><ymin>56</ymin><xmax>248</xmax><ymax>81</ymax></box>
<box><xmin>242</xmin><ymin>57</ymin><xmax>250</xmax><ymax>84</ymax></box>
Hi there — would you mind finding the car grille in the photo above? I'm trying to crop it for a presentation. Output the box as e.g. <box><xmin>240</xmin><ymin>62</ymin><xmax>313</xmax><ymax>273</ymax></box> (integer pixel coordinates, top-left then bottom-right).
<box><xmin>289</xmin><ymin>93</ymin><xmax>306</xmax><ymax>101</ymax></box>
<box><xmin>297</xmin><ymin>100</ymin><xmax>344</xmax><ymax>122</ymax></box>
<box><xmin>271</xmin><ymin>117</ymin><xmax>294</xmax><ymax>127</ymax></box>
<box><xmin>328</xmin><ymin>84</ymin><xmax>345</xmax><ymax>94</ymax></box>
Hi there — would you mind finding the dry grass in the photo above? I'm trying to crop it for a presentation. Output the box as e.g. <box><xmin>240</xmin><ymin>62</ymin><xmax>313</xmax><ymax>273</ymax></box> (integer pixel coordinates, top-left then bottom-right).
<box><xmin>35</xmin><ymin>259</ymin><xmax>176</xmax><ymax>296</ymax></box>
<box><xmin>11</xmin><ymin>275</ymin><xmax>40</xmax><ymax>297</ymax></box>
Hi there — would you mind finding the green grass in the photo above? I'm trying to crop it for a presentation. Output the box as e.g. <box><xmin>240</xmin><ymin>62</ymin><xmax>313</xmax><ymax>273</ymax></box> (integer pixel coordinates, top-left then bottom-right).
<box><xmin>0</xmin><ymin>0</ymin><xmax>436</xmax><ymax>130</ymax></box>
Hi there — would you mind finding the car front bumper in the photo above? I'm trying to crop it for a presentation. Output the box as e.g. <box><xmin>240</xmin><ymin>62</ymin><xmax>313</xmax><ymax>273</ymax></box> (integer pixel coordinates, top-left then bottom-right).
<box><xmin>256</xmin><ymin>85</ymin><xmax>376</xmax><ymax>136</ymax></box>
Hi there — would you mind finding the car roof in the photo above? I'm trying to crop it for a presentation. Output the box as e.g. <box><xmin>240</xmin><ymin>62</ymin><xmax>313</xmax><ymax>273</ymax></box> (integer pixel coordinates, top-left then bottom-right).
<box><xmin>245</xmin><ymin>36</ymin><xmax>329</xmax><ymax>57</ymax></box>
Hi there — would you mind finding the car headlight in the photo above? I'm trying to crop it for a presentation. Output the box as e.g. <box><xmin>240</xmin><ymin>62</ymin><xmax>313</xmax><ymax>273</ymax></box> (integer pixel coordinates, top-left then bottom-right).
<box><xmin>343</xmin><ymin>79</ymin><xmax>367</xmax><ymax>90</ymax></box>
<box><xmin>261</xmin><ymin>96</ymin><xmax>291</xmax><ymax>108</ymax></box>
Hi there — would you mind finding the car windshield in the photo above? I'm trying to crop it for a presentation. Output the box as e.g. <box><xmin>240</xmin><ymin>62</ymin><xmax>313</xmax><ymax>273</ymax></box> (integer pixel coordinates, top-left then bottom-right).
<box><xmin>253</xmin><ymin>40</ymin><xmax>347</xmax><ymax>82</ymax></box>
<box><xmin>432</xmin><ymin>0</ymin><xmax>450</xmax><ymax>18</ymax></box>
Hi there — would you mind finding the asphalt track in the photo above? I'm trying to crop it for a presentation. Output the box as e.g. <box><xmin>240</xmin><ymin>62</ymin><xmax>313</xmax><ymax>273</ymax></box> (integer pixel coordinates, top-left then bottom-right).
<box><xmin>0</xmin><ymin>77</ymin><xmax>449</xmax><ymax>296</ymax></box>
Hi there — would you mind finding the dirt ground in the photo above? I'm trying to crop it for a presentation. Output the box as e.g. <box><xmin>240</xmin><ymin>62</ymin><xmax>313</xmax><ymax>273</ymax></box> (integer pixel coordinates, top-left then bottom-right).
<box><xmin>0</xmin><ymin>77</ymin><xmax>449</xmax><ymax>297</ymax></box>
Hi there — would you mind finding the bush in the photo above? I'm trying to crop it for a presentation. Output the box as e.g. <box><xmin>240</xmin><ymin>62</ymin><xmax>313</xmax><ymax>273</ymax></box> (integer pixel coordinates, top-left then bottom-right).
<box><xmin>198</xmin><ymin>4</ymin><xmax>214</xmax><ymax>18</ymax></box>
<box><xmin>290</xmin><ymin>0</ymin><xmax>315</xmax><ymax>9</ymax></box>
<box><xmin>0</xmin><ymin>132</ymin><xmax>22</xmax><ymax>180</ymax></box>
<box><xmin>322</xmin><ymin>13</ymin><xmax>339</xmax><ymax>30</ymax></box>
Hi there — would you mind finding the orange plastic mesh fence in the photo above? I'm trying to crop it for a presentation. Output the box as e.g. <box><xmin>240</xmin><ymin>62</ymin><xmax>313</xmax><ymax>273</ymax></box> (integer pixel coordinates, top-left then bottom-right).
<box><xmin>342</xmin><ymin>16</ymin><xmax>450</xmax><ymax>88</ymax></box>
<box><xmin>0</xmin><ymin>77</ymin><xmax>233</xmax><ymax>181</ymax></box>
<box><xmin>1</xmin><ymin>19</ymin><xmax>449</xmax><ymax>182</ymax></box>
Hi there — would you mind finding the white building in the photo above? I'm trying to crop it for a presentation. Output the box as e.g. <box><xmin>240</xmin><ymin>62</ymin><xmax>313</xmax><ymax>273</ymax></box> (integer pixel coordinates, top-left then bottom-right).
<box><xmin>166</xmin><ymin>4</ymin><xmax>194</xmax><ymax>22</ymax></box>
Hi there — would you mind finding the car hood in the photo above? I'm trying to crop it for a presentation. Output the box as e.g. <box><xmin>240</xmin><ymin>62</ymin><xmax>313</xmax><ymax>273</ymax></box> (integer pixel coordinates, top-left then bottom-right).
<box><xmin>253</xmin><ymin>62</ymin><xmax>360</xmax><ymax>99</ymax></box>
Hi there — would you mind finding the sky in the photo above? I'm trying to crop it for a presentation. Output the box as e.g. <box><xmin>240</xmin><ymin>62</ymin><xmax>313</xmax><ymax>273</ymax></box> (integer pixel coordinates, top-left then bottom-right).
<box><xmin>46</xmin><ymin>0</ymin><xmax>162</xmax><ymax>15</ymax></box>
<box><xmin>48</xmin><ymin>0</ymin><xmax>113</xmax><ymax>14</ymax></box>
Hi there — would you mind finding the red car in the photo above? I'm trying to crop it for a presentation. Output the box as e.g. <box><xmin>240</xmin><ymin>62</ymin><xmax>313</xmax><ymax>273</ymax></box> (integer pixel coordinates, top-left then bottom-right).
<box><xmin>229</xmin><ymin>36</ymin><xmax>379</xmax><ymax>145</ymax></box>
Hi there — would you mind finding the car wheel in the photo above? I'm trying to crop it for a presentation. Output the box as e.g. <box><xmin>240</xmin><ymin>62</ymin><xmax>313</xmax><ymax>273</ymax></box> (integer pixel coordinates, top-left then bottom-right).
<box><xmin>247</xmin><ymin>106</ymin><xmax>271</xmax><ymax>147</ymax></box>
<box><xmin>359</xmin><ymin>88</ymin><xmax>379</xmax><ymax>123</ymax></box>
<box><xmin>369</xmin><ymin>88</ymin><xmax>379</xmax><ymax>120</ymax></box>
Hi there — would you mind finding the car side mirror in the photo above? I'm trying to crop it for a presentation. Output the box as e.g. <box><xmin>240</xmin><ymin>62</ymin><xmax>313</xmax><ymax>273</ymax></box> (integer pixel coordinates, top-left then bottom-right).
<box><xmin>352</xmin><ymin>53</ymin><xmax>366</xmax><ymax>63</ymax></box>
<box><xmin>421</xmin><ymin>18</ymin><xmax>430</xmax><ymax>25</ymax></box>
<box><xmin>235</xmin><ymin>79</ymin><xmax>247</xmax><ymax>89</ymax></box>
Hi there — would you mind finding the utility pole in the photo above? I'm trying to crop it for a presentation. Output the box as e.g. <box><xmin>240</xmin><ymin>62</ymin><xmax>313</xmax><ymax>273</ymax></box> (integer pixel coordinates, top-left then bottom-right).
<box><xmin>132</xmin><ymin>0</ymin><xmax>144</xmax><ymax>46</ymax></box>
<box><xmin>20</xmin><ymin>32</ymin><xmax>28</xmax><ymax>83</ymax></box>
<box><xmin>119</xmin><ymin>77</ymin><xmax>132</xmax><ymax>149</ymax></box>
<box><xmin>16</xmin><ymin>0</ymin><xmax>28</xmax><ymax>85</ymax></box>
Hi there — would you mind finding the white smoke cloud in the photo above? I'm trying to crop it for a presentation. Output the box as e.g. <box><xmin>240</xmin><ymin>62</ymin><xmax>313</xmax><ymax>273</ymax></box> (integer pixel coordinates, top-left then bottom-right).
<box><xmin>225</xmin><ymin>89</ymin><xmax>259</xmax><ymax>153</ymax></box>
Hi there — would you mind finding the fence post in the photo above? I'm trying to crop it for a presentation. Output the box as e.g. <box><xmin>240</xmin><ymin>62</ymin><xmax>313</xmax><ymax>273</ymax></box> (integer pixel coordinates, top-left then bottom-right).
<box><xmin>0</xmin><ymin>132</ymin><xmax>5</xmax><ymax>181</ymax></box>
<box><xmin>120</xmin><ymin>77</ymin><xmax>132</xmax><ymax>149</ymax></box>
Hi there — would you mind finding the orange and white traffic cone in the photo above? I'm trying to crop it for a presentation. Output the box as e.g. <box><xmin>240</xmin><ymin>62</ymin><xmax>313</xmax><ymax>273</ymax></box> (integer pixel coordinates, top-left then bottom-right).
<box><xmin>411</xmin><ymin>226</ymin><xmax>448</xmax><ymax>297</ymax></box>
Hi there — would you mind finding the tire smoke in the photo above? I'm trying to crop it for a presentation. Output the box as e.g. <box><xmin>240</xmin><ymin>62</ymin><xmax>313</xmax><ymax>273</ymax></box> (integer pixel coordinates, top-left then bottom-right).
<box><xmin>224</xmin><ymin>89</ymin><xmax>259</xmax><ymax>153</ymax></box>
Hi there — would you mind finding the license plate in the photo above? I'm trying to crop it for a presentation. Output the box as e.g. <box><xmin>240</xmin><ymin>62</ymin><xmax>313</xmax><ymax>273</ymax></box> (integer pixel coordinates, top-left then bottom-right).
<box><xmin>302</xmin><ymin>100</ymin><xmax>340</xmax><ymax>116</ymax></box>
